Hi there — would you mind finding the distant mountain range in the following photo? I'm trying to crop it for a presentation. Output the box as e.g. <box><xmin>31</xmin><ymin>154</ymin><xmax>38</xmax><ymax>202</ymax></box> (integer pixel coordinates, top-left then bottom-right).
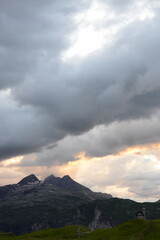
<box><xmin>0</xmin><ymin>174</ymin><xmax>160</xmax><ymax>235</ymax></box>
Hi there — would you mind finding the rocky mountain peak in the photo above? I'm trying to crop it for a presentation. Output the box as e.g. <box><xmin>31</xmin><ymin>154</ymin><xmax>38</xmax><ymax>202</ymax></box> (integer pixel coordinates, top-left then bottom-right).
<box><xmin>44</xmin><ymin>174</ymin><xmax>60</xmax><ymax>185</ymax></box>
<box><xmin>44</xmin><ymin>174</ymin><xmax>91</xmax><ymax>192</ymax></box>
<box><xmin>18</xmin><ymin>174</ymin><xmax>40</xmax><ymax>186</ymax></box>
<box><xmin>0</xmin><ymin>172</ymin><xmax>113</xmax><ymax>235</ymax></box>
<box><xmin>62</xmin><ymin>175</ymin><xmax>72</xmax><ymax>180</ymax></box>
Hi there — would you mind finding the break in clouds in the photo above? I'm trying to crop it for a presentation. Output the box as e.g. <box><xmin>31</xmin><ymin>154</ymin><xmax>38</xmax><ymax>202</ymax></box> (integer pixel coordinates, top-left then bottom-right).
<box><xmin>1</xmin><ymin>0</ymin><xmax>160</xmax><ymax>200</ymax></box>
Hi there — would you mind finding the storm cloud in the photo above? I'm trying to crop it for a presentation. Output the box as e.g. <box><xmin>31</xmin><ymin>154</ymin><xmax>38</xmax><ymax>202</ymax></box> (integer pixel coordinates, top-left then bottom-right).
<box><xmin>1</xmin><ymin>0</ymin><xmax>160</xmax><ymax>182</ymax></box>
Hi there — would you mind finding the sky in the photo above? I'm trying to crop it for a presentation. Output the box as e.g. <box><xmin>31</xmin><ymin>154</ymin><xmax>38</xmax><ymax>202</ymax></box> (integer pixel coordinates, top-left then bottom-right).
<box><xmin>0</xmin><ymin>0</ymin><xmax>160</xmax><ymax>202</ymax></box>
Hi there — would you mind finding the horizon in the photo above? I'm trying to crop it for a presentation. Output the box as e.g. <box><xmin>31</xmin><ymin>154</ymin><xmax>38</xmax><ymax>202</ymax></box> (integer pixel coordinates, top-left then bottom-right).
<box><xmin>1</xmin><ymin>0</ymin><xmax>160</xmax><ymax>203</ymax></box>
<box><xmin>0</xmin><ymin>172</ymin><xmax>158</xmax><ymax>203</ymax></box>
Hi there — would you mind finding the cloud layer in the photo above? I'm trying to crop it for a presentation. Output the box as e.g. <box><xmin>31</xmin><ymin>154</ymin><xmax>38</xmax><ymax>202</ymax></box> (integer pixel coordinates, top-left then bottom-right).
<box><xmin>1</xmin><ymin>0</ymin><xmax>160</xmax><ymax>201</ymax></box>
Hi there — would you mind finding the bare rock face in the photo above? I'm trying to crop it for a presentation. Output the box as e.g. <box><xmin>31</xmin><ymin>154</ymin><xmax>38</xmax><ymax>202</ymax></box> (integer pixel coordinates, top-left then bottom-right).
<box><xmin>89</xmin><ymin>208</ymin><xmax>112</xmax><ymax>230</ymax></box>
<box><xmin>44</xmin><ymin>174</ymin><xmax>112</xmax><ymax>199</ymax></box>
<box><xmin>44</xmin><ymin>175</ymin><xmax>61</xmax><ymax>185</ymax></box>
<box><xmin>44</xmin><ymin>175</ymin><xmax>92</xmax><ymax>193</ymax></box>
<box><xmin>18</xmin><ymin>174</ymin><xmax>40</xmax><ymax>186</ymax></box>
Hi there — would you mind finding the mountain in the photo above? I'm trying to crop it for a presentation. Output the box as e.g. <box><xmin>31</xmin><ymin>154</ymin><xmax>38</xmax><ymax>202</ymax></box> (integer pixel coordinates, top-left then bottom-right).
<box><xmin>44</xmin><ymin>174</ymin><xmax>112</xmax><ymax>199</ymax></box>
<box><xmin>44</xmin><ymin>174</ymin><xmax>90</xmax><ymax>192</ymax></box>
<box><xmin>0</xmin><ymin>174</ymin><xmax>111</xmax><ymax>235</ymax></box>
<box><xmin>44</xmin><ymin>174</ymin><xmax>92</xmax><ymax>193</ymax></box>
<box><xmin>44</xmin><ymin>175</ymin><xmax>61</xmax><ymax>185</ymax></box>
<box><xmin>18</xmin><ymin>174</ymin><xmax>40</xmax><ymax>186</ymax></box>
<box><xmin>0</xmin><ymin>174</ymin><xmax>160</xmax><ymax>235</ymax></box>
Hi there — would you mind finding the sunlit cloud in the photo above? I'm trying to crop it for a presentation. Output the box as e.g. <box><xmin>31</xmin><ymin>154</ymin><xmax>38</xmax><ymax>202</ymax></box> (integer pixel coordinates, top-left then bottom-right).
<box><xmin>0</xmin><ymin>88</ymin><xmax>11</xmax><ymax>97</ymax></box>
<box><xmin>0</xmin><ymin>156</ymin><xmax>24</xmax><ymax>167</ymax></box>
<box><xmin>62</xmin><ymin>0</ymin><xmax>156</xmax><ymax>60</ymax></box>
<box><xmin>117</xmin><ymin>144</ymin><xmax>160</xmax><ymax>156</ymax></box>
<box><xmin>54</xmin><ymin>144</ymin><xmax>160</xmax><ymax>202</ymax></box>
<box><xmin>1</xmin><ymin>0</ymin><xmax>160</xmax><ymax>204</ymax></box>
<box><xmin>1</xmin><ymin>143</ymin><xmax>160</xmax><ymax>202</ymax></box>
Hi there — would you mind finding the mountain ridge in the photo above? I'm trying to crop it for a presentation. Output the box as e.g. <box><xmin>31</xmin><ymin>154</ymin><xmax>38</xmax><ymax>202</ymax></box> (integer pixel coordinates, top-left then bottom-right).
<box><xmin>0</xmin><ymin>174</ymin><xmax>160</xmax><ymax>235</ymax></box>
<box><xmin>44</xmin><ymin>174</ymin><xmax>92</xmax><ymax>193</ymax></box>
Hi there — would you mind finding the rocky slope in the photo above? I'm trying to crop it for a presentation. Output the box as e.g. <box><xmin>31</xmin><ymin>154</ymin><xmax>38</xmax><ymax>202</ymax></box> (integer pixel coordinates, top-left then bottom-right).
<box><xmin>44</xmin><ymin>174</ymin><xmax>111</xmax><ymax>200</ymax></box>
<box><xmin>0</xmin><ymin>174</ymin><xmax>160</xmax><ymax>235</ymax></box>
<box><xmin>0</xmin><ymin>174</ymin><xmax>111</xmax><ymax>234</ymax></box>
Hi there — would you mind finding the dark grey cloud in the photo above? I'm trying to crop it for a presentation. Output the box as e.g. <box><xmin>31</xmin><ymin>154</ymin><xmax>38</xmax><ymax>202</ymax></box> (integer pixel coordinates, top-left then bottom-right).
<box><xmin>0</xmin><ymin>0</ymin><xmax>90</xmax><ymax>89</ymax></box>
<box><xmin>15</xmin><ymin>16</ymin><xmax>160</xmax><ymax>125</ymax></box>
<box><xmin>1</xmin><ymin>0</ymin><xmax>160</xmax><ymax>163</ymax></box>
<box><xmin>20</xmin><ymin>115</ymin><xmax>160</xmax><ymax>167</ymax></box>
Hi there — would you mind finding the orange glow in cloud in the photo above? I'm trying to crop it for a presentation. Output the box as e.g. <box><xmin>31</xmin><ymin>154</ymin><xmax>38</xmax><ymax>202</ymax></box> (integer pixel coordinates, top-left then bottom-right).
<box><xmin>117</xmin><ymin>146</ymin><xmax>148</xmax><ymax>156</ymax></box>
<box><xmin>116</xmin><ymin>143</ymin><xmax>160</xmax><ymax>156</ymax></box>
<box><xmin>1</xmin><ymin>143</ymin><xmax>160</xmax><ymax>201</ymax></box>
<box><xmin>52</xmin><ymin>143</ymin><xmax>160</xmax><ymax>201</ymax></box>
<box><xmin>75</xmin><ymin>152</ymin><xmax>91</xmax><ymax>160</ymax></box>
<box><xmin>55</xmin><ymin>144</ymin><xmax>160</xmax><ymax>177</ymax></box>
<box><xmin>151</xmin><ymin>143</ymin><xmax>160</xmax><ymax>149</ymax></box>
<box><xmin>0</xmin><ymin>156</ymin><xmax>24</xmax><ymax>167</ymax></box>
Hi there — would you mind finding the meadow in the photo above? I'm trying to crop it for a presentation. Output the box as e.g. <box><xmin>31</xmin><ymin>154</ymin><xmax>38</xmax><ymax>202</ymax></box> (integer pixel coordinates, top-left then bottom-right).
<box><xmin>1</xmin><ymin>219</ymin><xmax>160</xmax><ymax>240</ymax></box>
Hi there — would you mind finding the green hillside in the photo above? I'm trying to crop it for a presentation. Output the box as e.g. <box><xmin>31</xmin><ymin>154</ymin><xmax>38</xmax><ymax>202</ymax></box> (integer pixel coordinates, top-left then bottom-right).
<box><xmin>1</xmin><ymin>219</ymin><xmax>160</xmax><ymax>240</ymax></box>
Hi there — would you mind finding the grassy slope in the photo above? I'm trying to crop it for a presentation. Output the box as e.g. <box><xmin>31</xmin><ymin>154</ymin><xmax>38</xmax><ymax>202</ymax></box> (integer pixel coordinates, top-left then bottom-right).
<box><xmin>1</xmin><ymin>219</ymin><xmax>160</xmax><ymax>240</ymax></box>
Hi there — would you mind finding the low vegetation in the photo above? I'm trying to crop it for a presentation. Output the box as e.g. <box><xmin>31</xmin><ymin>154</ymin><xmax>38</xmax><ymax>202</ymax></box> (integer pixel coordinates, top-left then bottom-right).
<box><xmin>1</xmin><ymin>219</ymin><xmax>160</xmax><ymax>240</ymax></box>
